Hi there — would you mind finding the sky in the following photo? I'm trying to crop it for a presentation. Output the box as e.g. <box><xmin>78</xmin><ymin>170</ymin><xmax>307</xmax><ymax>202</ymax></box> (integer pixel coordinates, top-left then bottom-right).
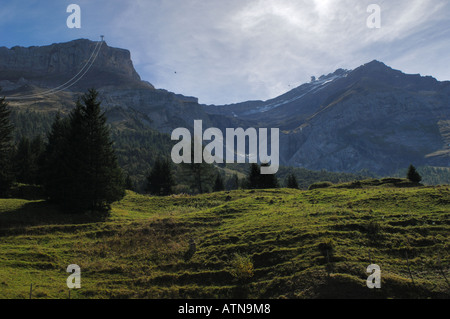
<box><xmin>1</xmin><ymin>0</ymin><xmax>449</xmax><ymax>105</ymax></box>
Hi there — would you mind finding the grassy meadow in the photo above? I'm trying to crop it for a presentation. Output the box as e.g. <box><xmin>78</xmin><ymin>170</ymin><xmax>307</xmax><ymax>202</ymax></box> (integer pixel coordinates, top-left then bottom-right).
<box><xmin>0</xmin><ymin>180</ymin><xmax>449</xmax><ymax>299</ymax></box>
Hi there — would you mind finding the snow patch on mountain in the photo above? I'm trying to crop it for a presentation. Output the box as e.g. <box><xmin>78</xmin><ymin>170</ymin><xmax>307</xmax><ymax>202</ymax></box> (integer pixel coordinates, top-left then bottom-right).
<box><xmin>242</xmin><ymin>69</ymin><xmax>350</xmax><ymax>116</ymax></box>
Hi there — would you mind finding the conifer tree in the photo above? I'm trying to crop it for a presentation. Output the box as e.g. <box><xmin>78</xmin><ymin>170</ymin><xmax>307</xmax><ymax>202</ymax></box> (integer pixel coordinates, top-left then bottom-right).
<box><xmin>0</xmin><ymin>95</ymin><xmax>13</xmax><ymax>196</ymax></box>
<box><xmin>407</xmin><ymin>164</ymin><xmax>422</xmax><ymax>183</ymax></box>
<box><xmin>259</xmin><ymin>163</ymin><xmax>279</xmax><ymax>189</ymax></box>
<box><xmin>14</xmin><ymin>136</ymin><xmax>45</xmax><ymax>185</ymax></box>
<box><xmin>286</xmin><ymin>173</ymin><xmax>299</xmax><ymax>189</ymax></box>
<box><xmin>183</xmin><ymin>160</ymin><xmax>216</xmax><ymax>194</ymax></box>
<box><xmin>246</xmin><ymin>163</ymin><xmax>278</xmax><ymax>189</ymax></box>
<box><xmin>42</xmin><ymin>114</ymin><xmax>71</xmax><ymax>205</ymax></box>
<box><xmin>125</xmin><ymin>175</ymin><xmax>134</xmax><ymax>191</ymax></box>
<box><xmin>213</xmin><ymin>173</ymin><xmax>225</xmax><ymax>192</ymax></box>
<box><xmin>224</xmin><ymin>173</ymin><xmax>239</xmax><ymax>190</ymax></box>
<box><xmin>180</xmin><ymin>143</ymin><xmax>217</xmax><ymax>194</ymax></box>
<box><xmin>247</xmin><ymin>163</ymin><xmax>260</xmax><ymax>189</ymax></box>
<box><xmin>14</xmin><ymin>137</ymin><xmax>32</xmax><ymax>184</ymax></box>
<box><xmin>43</xmin><ymin>89</ymin><xmax>125</xmax><ymax>211</ymax></box>
<box><xmin>146</xmin><ymin>157</ymin><xmax>175</xmax><ymax>196</ymax></box>
<box><xmin>231</xmin><ymin>174</ymin><xmax>239</xmax><ymax>190</ymax></box>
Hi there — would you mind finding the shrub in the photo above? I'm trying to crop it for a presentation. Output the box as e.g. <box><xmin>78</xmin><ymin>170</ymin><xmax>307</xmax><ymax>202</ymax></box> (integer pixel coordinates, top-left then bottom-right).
<box><xmin>309</xmin><ymin>181</ymin><xmax>333</xmax><ymax>190</ymax></box>
<box><xmin>365</xmin><ymin>220</ymin><xmax>382</xmax><ymax>236</ymax></box>
<box><xmin>229</xmin><ymin>254</ymin><xmax>254</xmax><ymax>281</ymax></box>
<box><xmin>318</xmin><ymin>239</ymin><xmax>335</xmax><ymax>258</ymax></box>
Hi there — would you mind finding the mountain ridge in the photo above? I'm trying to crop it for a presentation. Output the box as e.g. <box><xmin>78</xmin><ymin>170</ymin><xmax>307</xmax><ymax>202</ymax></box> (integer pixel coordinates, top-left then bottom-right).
<box><xmin>204</xmin><ymin>59</ymin><xmax>447</xmax><ymax>121</ymax></box>
<box><xmin>1</xmin><ymin>39</ymin><xmax>449</xmax><ymax>175</ymax></box>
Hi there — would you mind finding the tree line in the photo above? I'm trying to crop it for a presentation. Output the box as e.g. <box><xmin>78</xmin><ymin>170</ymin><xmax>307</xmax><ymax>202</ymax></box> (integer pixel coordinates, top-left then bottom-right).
<box><xmin>0</xmin><ymin>89</ymin><xmax>124</xmax><ymax>213</ymax></box>
<box><xmin>0</xmin><ymin>88</ymin><xmax>424</xmax><ymax>213</ymax></box>
<box><xmin>0</xmin><ymin>89</ymin><xmax>290</xmax><ymax>213</ymax></box>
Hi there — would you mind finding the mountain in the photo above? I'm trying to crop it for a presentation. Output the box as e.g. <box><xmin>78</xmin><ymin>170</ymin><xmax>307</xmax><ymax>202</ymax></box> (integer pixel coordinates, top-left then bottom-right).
<box><xmin>0</xmin><ymin>39</ymin><xmax>142</xmax><ymax>89</ymax></box>
<box><xmin>1</xmin><ymin>39</ymin><xmax>449</xmax><ymax>177</ymax></box>
<box><xmin>0</xmin><ymin>39</ymin><xmax>211</xmax><ymax>133</ymax></box>
<box><xmin>205</xmin><ymin>60</ymin><xmax>450</xmax><ymax>174</ymax></box>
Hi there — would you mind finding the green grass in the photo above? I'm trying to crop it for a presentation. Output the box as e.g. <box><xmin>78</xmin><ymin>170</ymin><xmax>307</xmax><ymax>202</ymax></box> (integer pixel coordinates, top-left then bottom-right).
<box><xmin>0</xmin><ymin>183</ymin><xmax>449</xmax><ymax>299</ymax></box>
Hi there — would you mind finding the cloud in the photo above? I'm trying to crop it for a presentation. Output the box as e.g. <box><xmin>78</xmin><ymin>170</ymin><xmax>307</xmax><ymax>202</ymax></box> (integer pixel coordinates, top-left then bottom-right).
<box><xmin>2</xmin><ymin>0</ymin><xmax>449</xmax><ymax>104</ymax></box>
<box><xmin>106</xmin><ymin>0</ymin><xmax>450</xmax><ymax>104</ymax></box>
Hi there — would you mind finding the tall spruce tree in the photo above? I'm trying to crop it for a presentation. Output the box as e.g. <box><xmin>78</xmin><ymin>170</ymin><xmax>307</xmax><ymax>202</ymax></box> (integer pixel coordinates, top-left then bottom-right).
<box><xmin>0</xmin><ymin>95</ymin><xmax>13</xmax><ymax>196</ymax></box>
<box><xmin>43</xmin><ymin>89</ymin><xmax>125</xmax><ymax>211</ymax></box>
<box><xmin>213</xmin><ymin>173</ymin><xmax>225</xmax><ymax>192</ymax></box>
<box><xmin>286</xmin><ymin>173</ymin><xmax>299</xmax><ymax>189</ymax></box>
<box><xmin>42</xmin><ymin>114</ymin><xmax>71</xmax><ymax>205</ymax></box>
<box><xmin>224</xmin><ymin>173</ymin><xmax>239</xmax><ymax>190</ymax></box>
<box><xmin>146</xmin><ymin>157</ymin><xmax>175</xmax><ymax>196</ymax></box>
<box><xmin>180</xmin><ymin>143</ymin><xmax>217</xmax><ymax>194</ymax></box>
<box><xmin>182</xmin><ymin>160</ymin><xmax>216</xmax><ymax>194</ymax></box>
<box><xmin>407</xmin><ymin>164</ymin><xmax>422</xmax><ymax>183</ymax></box>
<box><xmin>247</xmin><ymin>163</ymin><xmax>260</xmax><ymax>189</ymax></box>
<box><xmin>259</xmin><ymin>163</ymin><xmax>279</xmax><ymax>189</ymax></box>
<box><xmin>125</xmin><ymin>175</ymin><xmax>134</xmax><ymax>191</ymax></box>
<box><xmin>246</xmin><ymin>163</ymin><xmax>278</xmax><ymax>189</ymax></box>
<box><xmin>13</xmin><ymin>136</ymin><xmax>45</xmax><ymax>185</ymax></box>
<box><xmin>233</xmin><ymin>174</ymin><xmax>239</xmax><ymax>190</ymax></box>
<box><xmin>13</xmin><ymin>137</ymin><xmax>32</xmax><ymax>184</ymax></box>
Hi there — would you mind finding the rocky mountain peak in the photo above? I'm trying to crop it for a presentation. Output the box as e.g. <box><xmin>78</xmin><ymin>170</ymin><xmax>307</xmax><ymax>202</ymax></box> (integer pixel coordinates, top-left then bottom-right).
<box><xmin>364</xmin><ymin>59</ymin><xmax>388</xmax><ymax>68</ymax></box>
<box><xmin>352</xmin><ymin>59</ymin><xmax>398</xmax><ymax>76</ymax></box>
<box><xmin>0</xmin><ymin>38</ymin><xmax>144</xmax><ymax>90</ymax></box>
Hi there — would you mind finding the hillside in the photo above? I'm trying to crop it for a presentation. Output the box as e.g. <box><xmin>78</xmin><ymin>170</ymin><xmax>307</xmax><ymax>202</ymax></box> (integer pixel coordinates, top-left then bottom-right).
<box><xmin>0</xmin><ymin>183</ymin><xmax>448</xmax><ymax>299</ymax></box>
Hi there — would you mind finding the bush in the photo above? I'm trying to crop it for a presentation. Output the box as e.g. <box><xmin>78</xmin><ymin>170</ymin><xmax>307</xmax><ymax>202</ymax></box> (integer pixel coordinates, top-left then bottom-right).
<box><xmin>229</xmin><ymin>254</ymin><xmax>254</xmax><ymax>281</ymax></box>
<box><xmin>308</xmin><ymin>181</ymin><xmax>333</xmax><ymax>190</ymax></box>
<box><xmin>318</xmin><ymin>239</ymin><xmax>335</xmax><ymax>258</ymax></box>
<box><xmin>365</xmin><ymin>220</ymin><xmax>382</xmax><ymax>239</ymax></box>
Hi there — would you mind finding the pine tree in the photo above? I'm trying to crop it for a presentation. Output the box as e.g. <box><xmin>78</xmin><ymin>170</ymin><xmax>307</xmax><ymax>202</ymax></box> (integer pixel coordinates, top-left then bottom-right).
<box><xmin>407</xmin><ymin>164</ymin><xmax>422</xmax><ymax>183</ymax></box>
<box><xmin>0</xmin><ymin>95</ymin><xmax>13</xmax><ymax>196</ymax></box>
<box><xmin>13</xmin><ymin>136</ymin><xmax>45</xmax><ymax>185</ymax></box>
<box><xmin>180</xmin><ymin>144</ymin><xmax>217</xmax><ymax>194</ymax></box>
<box><xmin>147</xmin><ymin>159</ymin><xmax>162</xmax><ymax>195</ymax></box>
<box><xmin>246</xmin><ymin>163</ymin><xmax>278</xmax><ymax>189</ymax></box>
<box><xmin>125</xmin><ymin>175</ymin><xmax>134</xmax><ymax>191</ymax></box>
<box><xmin>146</xmin><ymin>157</ymin><xmax>175</xmax><ymax>196</ymax></box>
<box><xmin>184</xmin><ymin>161</ymin><xmax>216</xmax><ymax>194</ymax></box>
<box><xmin>232</xmin><ymin>174</ymin><xmax>239</xmax><ymax>190</ymax></box>
<box><xmin>286</xmin><ymin>173</ymin><xmax>299</xmax><ymax>189</ymax></box>
<box><xmin>72</xmin><ymin>89</ymin><xmax>125</xmax><ymax>210</ymax></box>
<box><xmin>259</xmin><ymin>163</ymin><xmax>279</xmax><ymax>189</ymax></box>
<box><xmin>43</xmin><ymin>89</ymin><xmax>125</xmax><ymax>212</ymax></box>
<box><xmin>42</xmin><ymin>114</ymin><xmax>71</xmax><ymax>205</ymax></box>
<box><xmin>247</xmin><ymin>163</ymin><xmax>260</xmax><ymax>189</ymax></box>
<box><xmin>213</xmin><ymin>174</ymin><xmax>225</xmax><ymax>192</ymax></box>
<box><xmin>14</xmin><ymin>137</ymin><xmax>32</xmax><ymax>184</ymax></box>
<box><xmin>225</xmin><ymin>173</ymin><xmax>239</xmax><ymax>190</ymax></box>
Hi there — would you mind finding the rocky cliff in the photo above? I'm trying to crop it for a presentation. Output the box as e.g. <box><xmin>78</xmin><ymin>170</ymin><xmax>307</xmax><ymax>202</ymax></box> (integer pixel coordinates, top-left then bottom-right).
<box><xmin>0</xmin><ymin>39</ymin><xmax>144</xmax><ymax>89</ymax></box>
<box><xmin>1</xmin><ymin>39</ymin><xmax>208</xmax><ymax>133</ymax></box>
